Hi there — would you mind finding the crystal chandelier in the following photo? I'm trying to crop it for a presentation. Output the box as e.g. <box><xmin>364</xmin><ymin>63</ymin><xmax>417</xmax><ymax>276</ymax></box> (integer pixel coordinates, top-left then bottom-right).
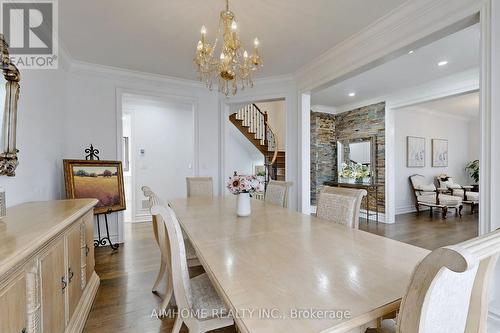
<box><xmin>194</xmin><ymin>0</ymin><xmax>263</xmax><ymax>96</ymax></box>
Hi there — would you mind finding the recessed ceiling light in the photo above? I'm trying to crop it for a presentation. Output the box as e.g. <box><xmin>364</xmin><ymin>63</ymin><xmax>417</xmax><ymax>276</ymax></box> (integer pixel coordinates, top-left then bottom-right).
<box><xmin>348</xmin><ymin>92</ymin><xmax>356</xmax><ymax>97</ymax></box>
<box><xmin>438</xmin><ymin>60</ymin><xmax>449</xmax><ymax>66</ymax></box>
<box><xmin>408</xmin><ymin>50</ymin><xmax>414</xmax><ymax>54</ymax></box>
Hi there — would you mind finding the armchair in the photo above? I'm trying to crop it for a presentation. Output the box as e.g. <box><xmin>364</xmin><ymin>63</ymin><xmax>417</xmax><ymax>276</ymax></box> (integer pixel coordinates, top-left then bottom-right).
<box><xmin>409</xmin><ymin>174</ymin><xmax>463</xmax><ymax>219</ymax></box>
<box><xmin>436</xmin><ymin>174</ymin><xmax>479</xmax><ymax>213</ymax></box>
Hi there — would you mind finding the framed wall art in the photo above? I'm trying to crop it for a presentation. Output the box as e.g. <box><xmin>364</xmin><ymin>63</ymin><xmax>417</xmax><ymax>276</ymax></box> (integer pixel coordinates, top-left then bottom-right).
<box><xmin>407</xmin><ymin>136</ymin><xmax>425</xmax><ymax>168</ymax></box>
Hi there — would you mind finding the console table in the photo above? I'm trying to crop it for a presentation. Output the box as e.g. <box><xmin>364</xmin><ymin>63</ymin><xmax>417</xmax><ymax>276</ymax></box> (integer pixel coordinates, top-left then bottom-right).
<box><xmin>324</xmin><ymin>181</ymin><xmax>380</xmax><ymax>224</ymax></box>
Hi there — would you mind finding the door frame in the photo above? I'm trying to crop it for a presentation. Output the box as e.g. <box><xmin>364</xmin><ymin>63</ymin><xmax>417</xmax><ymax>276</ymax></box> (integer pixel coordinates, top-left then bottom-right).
<box><xmin>115</xmin><ymin>87</ymin><xmax>199</xmax><ymax>228</ymax></box>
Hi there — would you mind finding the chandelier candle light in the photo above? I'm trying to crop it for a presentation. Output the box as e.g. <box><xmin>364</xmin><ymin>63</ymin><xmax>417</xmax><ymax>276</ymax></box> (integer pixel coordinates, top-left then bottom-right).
<box><xmin>194</xmin><ymin>0</ymin><xmax>263</xmax><ymax>96</ymax></box>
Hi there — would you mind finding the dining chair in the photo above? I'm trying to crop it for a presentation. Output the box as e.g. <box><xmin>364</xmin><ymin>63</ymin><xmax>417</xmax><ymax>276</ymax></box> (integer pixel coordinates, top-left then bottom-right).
<box><xmin>264</xmin><ymin>180</ymin><xmax>293</xmax><ymax>208</ymax></box>
<box><xmin>151</xmin><ymin>202</ymin><xmax>234</xmax><ymax>333</ymax></box>
<box><xmin>186</xmin><ymin>177</ymin><xmax>214</xmax><ymax>197</ymax></box>
<box><xmin>142</xmin><ymin>187</ymin><xmax>199</xmax><ymax>299</ymax></box>
<box><xmin>316</xmin><ymin>186</ymin><xmax>367</xmax><ymax>229</ymax></box>
<box><xmin>375</xmin><ymin>229</ymin><xmax>500</xmax><ymax>333</ymax></box>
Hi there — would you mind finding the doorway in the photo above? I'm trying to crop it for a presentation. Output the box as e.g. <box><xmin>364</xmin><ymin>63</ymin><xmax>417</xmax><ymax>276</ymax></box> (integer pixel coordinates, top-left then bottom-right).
<box><xmin>121</xmin><ymin>93</ymin><xmax>196</xmax><ymax>223</ymax></box>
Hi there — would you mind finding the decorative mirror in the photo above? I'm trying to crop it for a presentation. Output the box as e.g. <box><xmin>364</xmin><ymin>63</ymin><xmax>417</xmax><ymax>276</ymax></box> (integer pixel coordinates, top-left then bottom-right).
<box><xmin>337</xmin><ymin>136</ymin><xmax>376</xmax><ymax>184</ymax></box>
<box><xmin>0</xmin><ymin>34</ymin><xmax>21</xmax><ymax>176</ymax></box>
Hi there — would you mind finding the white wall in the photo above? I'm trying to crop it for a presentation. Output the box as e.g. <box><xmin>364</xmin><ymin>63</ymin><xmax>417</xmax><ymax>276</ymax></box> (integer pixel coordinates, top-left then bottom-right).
<box><xmin>0</xmin><ymin>67</ymin><xmax>67</xmax><ymax>207</ymax></box>
<box><xmin>395</xmin><ymin>107</ymin><xmax>477</xmax><ymax>214</ymax></box>
<box><xmin>255</xmin><ymin>100</ymin><xmax>286</xmax><ymax>150</ymax></box>
<box><xmin>225</xmin><ymin>122</ymin><xmax>263</xmax><ymax>178</ymax></box>
<box><xmin>64</xmin><ymin>64</ymin><xmax>219</xmax><ymax>243</ymax></box>
<box><xmin>127</xmin><ymin>99</ymin><xmax>194</xmax><ymax>220</ymax></box>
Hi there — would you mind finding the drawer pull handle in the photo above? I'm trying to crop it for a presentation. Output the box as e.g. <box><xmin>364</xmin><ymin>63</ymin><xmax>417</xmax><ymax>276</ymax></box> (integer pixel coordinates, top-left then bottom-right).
<box><xmin>21</xmin><ymin>329</ymin><xmax>26</xmax><ymax>333</ymax></box>
<box><xmin>61</xmin><ymin>277</ymin><xmax>67</xmax><ymax>293</ymax></box>
<box><xmin>68</xmin><ymin>268</ymin><xmax>74</xmax><ymax>283</ymax></box>
<box><xmin>85</xmin><ymin>245</ymin><xmax>90</xmax><ymax>256</ymax></box>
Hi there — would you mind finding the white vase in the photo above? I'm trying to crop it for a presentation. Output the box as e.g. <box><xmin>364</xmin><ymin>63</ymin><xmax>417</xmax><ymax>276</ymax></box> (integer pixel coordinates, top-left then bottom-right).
<box><xmin>237</xmin><ymin>193</ymin><xmax>251</xmax><ymax>217</ymax></box>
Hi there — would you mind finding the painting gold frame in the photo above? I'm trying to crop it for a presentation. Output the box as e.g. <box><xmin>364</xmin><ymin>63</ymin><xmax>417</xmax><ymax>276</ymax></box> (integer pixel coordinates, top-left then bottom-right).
<box><xmin>63</xmin><ymin>159</ymin><xmax>126</xmax><ymax>215</ymax></box>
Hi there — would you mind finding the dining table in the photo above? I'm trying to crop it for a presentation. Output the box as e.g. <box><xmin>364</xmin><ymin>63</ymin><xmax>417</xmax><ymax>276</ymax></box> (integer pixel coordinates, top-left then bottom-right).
<box><xmin>169</xmin><ymin>196</ymin><xmax>429</xmax><ymax>333</ymax></box>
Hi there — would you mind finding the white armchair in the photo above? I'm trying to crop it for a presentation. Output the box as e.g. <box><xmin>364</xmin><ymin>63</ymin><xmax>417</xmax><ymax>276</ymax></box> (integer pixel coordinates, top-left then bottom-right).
<box><xmin>436</xmin><ymin>174</ymin><xmax>479</xmax><ymax>214</ymax></box>
<box><xmin>409</xmin><ymin>175</ymin><xmax>463</xmax><ymax>219</ymax></box>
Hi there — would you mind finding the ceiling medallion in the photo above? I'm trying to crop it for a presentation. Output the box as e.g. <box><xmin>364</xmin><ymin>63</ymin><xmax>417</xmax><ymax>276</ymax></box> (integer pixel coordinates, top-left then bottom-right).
<box><xmin>194</xmin><ymin>0</ymin><xmax>263</xmax><ymax>96</ymax></box>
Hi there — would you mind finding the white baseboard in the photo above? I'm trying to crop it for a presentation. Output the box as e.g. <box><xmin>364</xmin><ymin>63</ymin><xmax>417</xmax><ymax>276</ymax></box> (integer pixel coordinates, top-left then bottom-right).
<box><xmin>131</xmin><ymin>213</ymin><xmax>152</xmax><ymax>223</ymax></box>
<box><xmin>488</xmin><ymin>307</ymin><xmax>500</xmax><ymax>333</ymax></box>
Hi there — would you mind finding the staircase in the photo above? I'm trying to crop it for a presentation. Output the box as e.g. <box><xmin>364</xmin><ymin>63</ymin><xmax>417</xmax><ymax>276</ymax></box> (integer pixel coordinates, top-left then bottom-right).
<box><xmin>229</xmin><ymin>103</ymin><xmax>286</xmax><ymax>183</ymax></box>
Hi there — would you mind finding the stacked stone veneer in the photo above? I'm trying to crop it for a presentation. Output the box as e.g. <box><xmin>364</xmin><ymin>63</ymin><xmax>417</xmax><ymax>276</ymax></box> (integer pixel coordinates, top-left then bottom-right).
<box><xmin>310</xmin><ymin>102</ymin><xmax>385</xmax><ymax>213</ymax></box>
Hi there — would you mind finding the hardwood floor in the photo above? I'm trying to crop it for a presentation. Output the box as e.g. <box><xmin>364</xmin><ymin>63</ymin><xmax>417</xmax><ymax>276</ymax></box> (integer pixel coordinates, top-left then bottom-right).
<box><xmin>360</xmin><ymin>210</ymin><xmax>478</xmax><ymax>250</ymax></box>
<box><xmin>84</xmin><ymin>210</ymin><xmax>478</xmax><ymax>332</ymax></box>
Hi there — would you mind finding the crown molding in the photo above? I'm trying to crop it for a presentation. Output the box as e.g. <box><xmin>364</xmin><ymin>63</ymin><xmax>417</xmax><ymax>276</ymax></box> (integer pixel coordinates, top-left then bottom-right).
<box><xmin>310</xmin><ymin>105</ymin><xmax>337</xmax><ymax>114</ymax></box>
<box><xmin>408</xmin><ymin>106</ymin><xmax>476</xmax><ymax>122</ymax></box>
<box><xmin>295</xmin><ymin>0</ymin><xmax>482</xmax><ymax>91</ymax></box>
<box><xmin>69</xmin><ymin>60</ymin><xmax>205</xmax><ymax>89</ymax></box>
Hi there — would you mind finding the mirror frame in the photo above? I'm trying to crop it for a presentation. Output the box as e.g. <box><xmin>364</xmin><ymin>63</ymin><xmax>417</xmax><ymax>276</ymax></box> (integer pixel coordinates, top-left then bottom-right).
<box><xmin>336</xmin><ymin>136</ymin><xmax>377</xmax><ymax>184</ymax></box>
<box><xmin>0</xmin><ymin>34</ymin><xmax>20</xmax><ymax>176</ymax></box>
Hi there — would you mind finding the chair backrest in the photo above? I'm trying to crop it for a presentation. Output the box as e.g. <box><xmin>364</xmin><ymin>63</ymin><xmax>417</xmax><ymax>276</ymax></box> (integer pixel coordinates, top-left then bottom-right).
<box><xmin>151</xmin><ymin>202</ymin><xmax>193</xmax><ymax>314</ymax></box>
<box><xmin>397</xmin><ymin>229</ymin><xmax>500</xmax><ymax>333</ymax></box>
<box><xmin>316</xmin><ymin>186</ymin><xmax>367</xmax><ymax>229</ymax></box>
<box><xmin>264</xmin><ymin>180</ymin><xmax>293</xmax><ymax>208</ymax></box>
<box><xmin>186</xmin><ymin>177</ymin><xmax>213</xmax><ymax>197</ymax></box>
<box><xmin>409</xmin><ymin>174</ymin><xmax>436</xmax><ymax>197</ymax></box>
<box><xmin>142</xmin><ymin>186</ymin><xmax>162</xmax><ymax>246</ymax></box>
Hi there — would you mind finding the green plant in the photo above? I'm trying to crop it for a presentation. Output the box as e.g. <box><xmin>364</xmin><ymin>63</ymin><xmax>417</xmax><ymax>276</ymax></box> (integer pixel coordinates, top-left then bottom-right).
<box><xmin>465</xmin><ymin>160</ymin><xmax>479</xmax><ymax>183</ymax></box>
<box><xmin>256</xmin><ymin>170</ymin><xmax>266</xmax><ymax>177</ymax></box>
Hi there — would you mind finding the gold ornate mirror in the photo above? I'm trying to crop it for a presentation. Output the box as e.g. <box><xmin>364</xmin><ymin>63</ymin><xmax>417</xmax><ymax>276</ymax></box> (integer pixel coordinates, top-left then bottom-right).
<box><xmin>0</xmin><ymin>34</ymin><xmax>20</xmax><ymax>176</ymax></box>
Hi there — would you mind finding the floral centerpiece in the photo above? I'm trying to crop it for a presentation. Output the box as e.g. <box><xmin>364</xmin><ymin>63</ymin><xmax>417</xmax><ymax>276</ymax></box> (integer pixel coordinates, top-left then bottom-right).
<box><xmin>227</xmin><ymin>173</ymin><xmax>264</xmax><ymax>216</ymax></box>
<box><xmin>339</xmin><ymin>163</ymin><xmax>371</xmax><ymax>183</ymax></box>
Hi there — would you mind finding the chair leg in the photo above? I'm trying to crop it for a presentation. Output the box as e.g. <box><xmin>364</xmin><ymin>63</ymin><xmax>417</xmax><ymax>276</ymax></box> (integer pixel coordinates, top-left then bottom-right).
<box><xmin>152</xmin><ymin>258</ymin><xmax>166</xmax><ymax>293</ymax></box>
<box><xmin>415</xmin><ymin>203</ymin><xmax>420</xmax><ymax>215</ymax></box>
<box><xmin>441</xmin><ymin>206</ymin><xmax>448</xmax><ymax>219</ymax></box>
<box><xmin>458</xmin><ymin>205</ymin><xmax>463</xmax><ymax>217</ymax></box>
<box><xmin>159</xmin><ymin>269</ymin><xmax>174</xmax><ymax>312</ymax></box>
<box><xmin>172</xmin><ymin>316</ymin><xmax>183</xmax><ymax>333</ymax></box>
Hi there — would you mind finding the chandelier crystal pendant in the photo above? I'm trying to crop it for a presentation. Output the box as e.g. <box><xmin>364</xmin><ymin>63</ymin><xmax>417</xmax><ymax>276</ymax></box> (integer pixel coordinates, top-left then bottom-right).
<box><xmin>194</xmin><ymin>0</ymin><xmax>263</xmax><ymax>96</ymax></box>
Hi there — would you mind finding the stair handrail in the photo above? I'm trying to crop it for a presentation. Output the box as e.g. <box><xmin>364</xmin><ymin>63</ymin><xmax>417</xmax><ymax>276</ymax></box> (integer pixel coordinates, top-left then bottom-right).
<box><xmin>265</xmin><ymin>122</ymin><xmax>279</xmax><ymax>167</ymax></box>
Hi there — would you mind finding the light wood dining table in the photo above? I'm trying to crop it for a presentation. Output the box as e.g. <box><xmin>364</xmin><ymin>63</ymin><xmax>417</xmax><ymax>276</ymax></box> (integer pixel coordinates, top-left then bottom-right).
<box><xmin>169</xmin><ymin>196</ymin><xmax>429</xmax><ymax>333</ymax></box>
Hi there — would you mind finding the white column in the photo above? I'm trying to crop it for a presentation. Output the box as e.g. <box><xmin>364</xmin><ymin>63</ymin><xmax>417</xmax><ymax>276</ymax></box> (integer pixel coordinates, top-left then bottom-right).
<box><xmin>300</xmin><ymin>92</ymin><xmax>311</xmax><ymax>214</ymax></box>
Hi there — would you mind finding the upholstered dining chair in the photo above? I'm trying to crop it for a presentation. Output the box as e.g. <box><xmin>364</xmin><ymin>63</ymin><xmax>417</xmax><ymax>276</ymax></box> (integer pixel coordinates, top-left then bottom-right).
<box><xmin>186</xmin><ymin>177</ymin><xmax>214</xmax><ymax>197</ymax></box>
<box><xmin>151</xmin><ymin>201</ymin><xmax>234</xmax><ymax>333</ymax></box>
<box><xmin>316</xmin><ymin>186</ymin><xmax>367</xmax><ymax>229</ymax></box>
<box><xmin>264</xmin><ymin>180</ymin><xmax>293</xmax><ymax>208</ymax></box>
<box><xmin>142</xmin><ymin>187</ymin><xmax>199</xmax><ymax>299</ymax></box>
<box><xmin>373</xmin><ymin>228</ymin><xmax>500</xmax><ymax>333</ymax></box>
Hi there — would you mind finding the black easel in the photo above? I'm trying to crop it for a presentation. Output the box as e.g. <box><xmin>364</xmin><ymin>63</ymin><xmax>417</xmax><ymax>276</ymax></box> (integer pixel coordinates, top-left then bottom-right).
<box><xmin>85</xmin><ymin>144</ymin><xmax>119</xmax><ymax>250</ymax></box>
<box><xmin>94</xmin><ymin>208</ymin><xmax>119</xmax><ymax>250</ymax></box>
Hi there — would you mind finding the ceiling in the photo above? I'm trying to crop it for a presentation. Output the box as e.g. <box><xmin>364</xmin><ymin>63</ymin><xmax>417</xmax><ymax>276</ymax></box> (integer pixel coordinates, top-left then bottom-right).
<box><xmin>60</xmin><ymin>0</ymin><xmax>407</xmax><ymax>79</ymax></box>
<box><xmin>312</xmin><ymin>24</ymin><xmax>480</xmax><ymax>108</ymax></box>
<box><xmin>406</xmin><ymin>91</ymin><xmax>479</xmax><ymax>119</ymax></box>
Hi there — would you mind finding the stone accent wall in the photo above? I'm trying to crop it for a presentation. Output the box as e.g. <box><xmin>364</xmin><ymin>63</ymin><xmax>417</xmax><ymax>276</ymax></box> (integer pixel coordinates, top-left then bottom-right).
<box><xmin>310</xmin><ymin>102</ymin><xmax>386</xmax><ymax>213</ymax></box>
<box><xmin>310</xmin><ymin>112</ymin><xmax>336</xmax><ymax>205</ymax></box>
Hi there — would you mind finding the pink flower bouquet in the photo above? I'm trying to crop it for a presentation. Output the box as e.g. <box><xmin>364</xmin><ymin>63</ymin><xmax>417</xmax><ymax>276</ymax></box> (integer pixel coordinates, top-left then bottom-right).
<box><xmin>227</xmin><ymin>174</ymin><xmax>264</xmax><ymax>195</ymax></box>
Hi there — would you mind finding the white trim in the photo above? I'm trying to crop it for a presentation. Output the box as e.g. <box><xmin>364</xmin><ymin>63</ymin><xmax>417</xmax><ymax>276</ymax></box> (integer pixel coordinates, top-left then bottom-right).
<box><xmin>310</xmin><ymin>105</ymin><xmax>337</xmax><ymax>114</ymax></box>
<box><xmin>300</xmin><ymin>93</ymin><xmax>311</xmax><ymax>214</ymax></box>
<box><xmin>396</xmin><ymin>205</ymin><xmax>419</xmax><ymax>216</ymax></box>
<box><xmin>70</xmin><ymin>60</ymin><xmax>205</xmax><ymax>88</ymax></box>
<box><xmin>295</xmin><ymin>0</ymin><xmax>481</xmax><ymax>91</ymax></box>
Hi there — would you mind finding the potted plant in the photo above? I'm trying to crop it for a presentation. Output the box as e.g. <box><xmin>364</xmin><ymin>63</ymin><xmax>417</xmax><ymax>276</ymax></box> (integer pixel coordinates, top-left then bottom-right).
<box><xmin>227</xmin><ymin>172</ymin><xmax>264</xmax><ymax>217</ymax></box>
<box><xmin>465</xmin><ymin>160</ymin><xmax>479</xmax><ymax>184</ymax></box>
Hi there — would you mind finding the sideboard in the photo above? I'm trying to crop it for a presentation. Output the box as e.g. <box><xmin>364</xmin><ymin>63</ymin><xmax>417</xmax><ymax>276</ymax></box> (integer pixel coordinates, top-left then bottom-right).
<box><xmin>0</xmin><ymin>199</ymin><xmax>99</xmax><ymax>333</ymax></box>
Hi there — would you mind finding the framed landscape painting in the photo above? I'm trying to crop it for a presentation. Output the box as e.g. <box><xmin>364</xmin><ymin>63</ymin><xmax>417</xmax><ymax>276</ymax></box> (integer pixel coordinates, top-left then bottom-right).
<box><xmin>64</xmin><ymin>160</ymin><xmax>126</xmax><ymax>214</ymax></box>
<box><xmin>432</xmin><ymin>139</ymin><xmax>449</xmax><ymax>167</ymax></box>
<box><xmin>407</xmin><ymin>136</ymin><xmax>425</xmax><ymax>167</ymax></box>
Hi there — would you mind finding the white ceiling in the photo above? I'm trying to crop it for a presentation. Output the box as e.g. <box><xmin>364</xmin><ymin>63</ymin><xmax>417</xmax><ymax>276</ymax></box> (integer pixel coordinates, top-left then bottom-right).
<box><xmin>60</xmin><ymin>0</ymin><xmax>407</xmax><ymax>79</ymax></box>
<box><xmin>311</xmin><ymin>24</ymin><xmax>480</xmax><ymax>108</ymax></box>
<box><xmin>406</xmin><ymin>91</ymin><xmax>479</xmax><ymax>119</ymax></box>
